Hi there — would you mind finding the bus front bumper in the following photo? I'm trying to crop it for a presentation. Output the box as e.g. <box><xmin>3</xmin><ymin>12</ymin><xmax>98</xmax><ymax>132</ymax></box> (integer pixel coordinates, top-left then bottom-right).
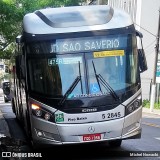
<box><xmin>31</xmin><ymin>108</ymin><xmax>142</xmax><ymax>146</ymax></box>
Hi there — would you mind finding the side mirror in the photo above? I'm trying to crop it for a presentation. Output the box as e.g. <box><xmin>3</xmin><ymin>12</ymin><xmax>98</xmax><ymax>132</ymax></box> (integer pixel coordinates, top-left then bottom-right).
<box><xmin>16</xmin><ymin>35</ymin><xmax>23</xmax><ymax>44</ymax></box>
<box><xmin>136</xmin><ymin>30</ymin><xmax>148</xmax><ymax>73</ymax></box>
<box><xmin>136</xmin><ymin>30</ymin><xmax>143</xmax><ymax>38</ymax></box>
<box><xmin>138</xmin><ymin>49</ymin><xmax>148</xmax><ymax>73</ymax></box>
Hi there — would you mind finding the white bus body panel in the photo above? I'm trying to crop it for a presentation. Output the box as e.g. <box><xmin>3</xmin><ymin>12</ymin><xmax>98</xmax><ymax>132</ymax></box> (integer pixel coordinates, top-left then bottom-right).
<box><xmin>23</xmin><ymin>5</ymin><xmax>133</xmax><ymax>35</ymax></box>
<box><xmin>122</xmin><ymin>107</ymin><xmax>142</xmax><ymax>139</ymax></box>
<box><xmin>54</xmin><ymin>105</ymin><xmax>124</xmax><ymax>124</ymax></box>
<box><xmin>57</xmin><ymin>118</ymin><xmax>124</xmax><ymax>143</ymax></box>
<box><xmin>31</xmin><ymin>115</ymin><xmax>125</xmax><ymax>144</ymax></box>
<box><xmin>31</xmin><ymin>105</ymin><xmax>142</xmax><ymax>145</ymax></box>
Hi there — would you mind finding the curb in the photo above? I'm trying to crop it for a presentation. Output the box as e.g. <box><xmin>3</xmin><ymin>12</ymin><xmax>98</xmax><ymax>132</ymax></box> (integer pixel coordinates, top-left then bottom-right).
<box><xmin>142</xmin><ymin>107</ymin><xmax>160</xmax><ymax>116</ymax></box>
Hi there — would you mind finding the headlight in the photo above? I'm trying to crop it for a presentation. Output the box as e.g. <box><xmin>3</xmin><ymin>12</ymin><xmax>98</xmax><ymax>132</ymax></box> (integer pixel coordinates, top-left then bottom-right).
<box><xmin>127</xmin><ymin>104</ymin><xmax>135</xmax><ymax>113</ymax></box>
<box><xmin>125</xmin><ymin>96</ymin><xmax>142</xmax><ymax>115</ymax></box>
<box><xmin>31</xmin><ymin>103</ymin><xmax>55</xmax><ymax>122</ymax></box>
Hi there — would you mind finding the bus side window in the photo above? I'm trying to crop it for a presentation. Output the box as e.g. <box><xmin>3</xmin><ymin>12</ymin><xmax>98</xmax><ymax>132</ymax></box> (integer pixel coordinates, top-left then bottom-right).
<box><xmin>15</xmin><ymin>55</ymin><xmax>21</xmax><ymax>79</ymax></box>
<box><xmin>15</xmin><ymin>55</ymin><xmax>25</xmax><ymax>80</ymax></box>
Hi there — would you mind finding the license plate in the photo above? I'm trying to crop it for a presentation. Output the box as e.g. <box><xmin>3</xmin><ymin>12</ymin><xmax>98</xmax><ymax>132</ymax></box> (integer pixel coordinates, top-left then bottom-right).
<box><xmin>83</xmin><ymin>133</ymin><xmax>101</xmax><ymax>141</ymax></box>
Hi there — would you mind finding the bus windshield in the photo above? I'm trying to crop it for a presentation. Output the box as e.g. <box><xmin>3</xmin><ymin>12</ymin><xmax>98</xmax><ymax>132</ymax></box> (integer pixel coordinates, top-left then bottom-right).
<box><xmin>27</xmin><ymin>34</ymin><xmax>139</xmax><ymax>99</ymax></box>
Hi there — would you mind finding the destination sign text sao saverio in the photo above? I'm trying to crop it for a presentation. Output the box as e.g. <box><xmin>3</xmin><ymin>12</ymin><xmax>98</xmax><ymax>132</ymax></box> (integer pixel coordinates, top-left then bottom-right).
<box><xmin>50</xmin><ymin>35</ymin><xmax>128</xmax><ymax>53</ymax></box>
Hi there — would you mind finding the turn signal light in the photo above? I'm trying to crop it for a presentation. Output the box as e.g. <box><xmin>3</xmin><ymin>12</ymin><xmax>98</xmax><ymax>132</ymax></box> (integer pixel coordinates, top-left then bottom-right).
<box><xmin>31</xmin><ymin>104</ymin><xmax>40</xmax><ymax>110</ymax></box>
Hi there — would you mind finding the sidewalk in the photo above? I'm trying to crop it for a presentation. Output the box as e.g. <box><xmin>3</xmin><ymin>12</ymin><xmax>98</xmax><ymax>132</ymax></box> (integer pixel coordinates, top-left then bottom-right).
<box><xmin>0</xmin><ymin>87</ymin><xmax>10</xmax><ymax>137</ymax></box>
<box><xmin>0</xmin><ymin>109</ymin><xmax>10</xmax><ymax>137</ymax></box>
<box><xmin>142</xmin><ymin>107</ymin><xmax>160</xmax><ymax>116</ymax></box>
<box><xmin>0</xmin><ymin>88</ymin><xmax>10</xmax><ymax>137</ymax></box>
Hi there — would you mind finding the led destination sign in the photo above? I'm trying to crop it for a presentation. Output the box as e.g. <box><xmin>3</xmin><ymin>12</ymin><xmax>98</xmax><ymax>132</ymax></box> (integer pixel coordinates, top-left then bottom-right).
<box><xmin>50</xmin><ymin>36</ymin><xmax>128</xmax><ymax>53</ymax></box>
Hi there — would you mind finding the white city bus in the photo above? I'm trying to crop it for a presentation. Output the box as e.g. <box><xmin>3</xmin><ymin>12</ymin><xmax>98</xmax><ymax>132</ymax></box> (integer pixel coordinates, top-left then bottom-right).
<box><xmin>12</xmin><ymin>5</ymin><xmax>147</xmax><ymax>148</ymax></box>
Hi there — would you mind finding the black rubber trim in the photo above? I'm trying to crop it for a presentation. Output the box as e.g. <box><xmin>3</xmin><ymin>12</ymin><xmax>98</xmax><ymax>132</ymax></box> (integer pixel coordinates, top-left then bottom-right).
<box><xmin>35</xmin><ymin>10</ymin><xmax>56</xmax><ymax>28</ymax></box>
<box><xmin>23</xmin><ymin>24</ymin><xmax>136</xmax><ymax>42</ymax></box>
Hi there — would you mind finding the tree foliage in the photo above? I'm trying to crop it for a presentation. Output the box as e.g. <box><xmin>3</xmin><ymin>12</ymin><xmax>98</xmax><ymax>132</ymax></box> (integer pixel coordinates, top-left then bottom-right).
<box><xmin>0</xmin><ymin>0</ymin><xmax>86</xmax><ymax>59</ymax></box>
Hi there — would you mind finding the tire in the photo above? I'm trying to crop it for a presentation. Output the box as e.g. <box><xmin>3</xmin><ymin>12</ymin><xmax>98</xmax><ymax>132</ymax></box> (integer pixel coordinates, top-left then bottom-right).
<box><xmin>108</xmin><ymin>140</ymin><xmax>122</xmax><ymax>147</ymax></box>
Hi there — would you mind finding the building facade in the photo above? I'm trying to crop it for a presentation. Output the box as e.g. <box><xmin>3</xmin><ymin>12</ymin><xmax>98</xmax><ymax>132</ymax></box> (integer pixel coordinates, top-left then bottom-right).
<box><xmin>108</xmin><ymin>0</ymin><xmax>160</xmax><ymax>100</ymax></box>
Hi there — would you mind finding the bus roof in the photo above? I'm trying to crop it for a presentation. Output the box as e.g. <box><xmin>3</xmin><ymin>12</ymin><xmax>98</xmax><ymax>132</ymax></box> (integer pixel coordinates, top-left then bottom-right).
<box><xmin>23</xmin><ymin>5</ymin><xmax>133</xmax><ymax>35</ymax></box>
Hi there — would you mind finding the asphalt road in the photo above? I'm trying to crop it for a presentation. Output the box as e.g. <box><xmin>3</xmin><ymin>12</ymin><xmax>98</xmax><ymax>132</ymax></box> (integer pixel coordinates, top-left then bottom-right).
<box><xmin>0</xmin><ymin>100</ymin><xmax>160</xmax><ymax>160</ymax></box>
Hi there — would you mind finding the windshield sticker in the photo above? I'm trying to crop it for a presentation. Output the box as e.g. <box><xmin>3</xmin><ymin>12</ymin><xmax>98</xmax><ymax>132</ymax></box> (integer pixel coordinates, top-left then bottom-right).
<box><xmin>93</xmin><ymin>50</ymin><xmax>124</xmax><ymax>58</ymax></box>
<box><xmin>90</xmin><ymin>83</ymin><xmax>100</xmax><ymax>93</ymax></box>
<box><xmin>67</xmin><ymin>92</ymin><xmax>108</xmax><ymax>98</ymax></box>
<box><xmin>55</xmin><ymin>113</ymin><xmax>64</xmax><ymax>122</ymax></box>
<box><xmin>68</xmin><ymin>93</ymin><xmax>74</xmax><ymax>99</ymax></box>
<box><xmin>48</xmin><ymin>57</ymin><xmax>82</xmax><ymax>66</ymax></box>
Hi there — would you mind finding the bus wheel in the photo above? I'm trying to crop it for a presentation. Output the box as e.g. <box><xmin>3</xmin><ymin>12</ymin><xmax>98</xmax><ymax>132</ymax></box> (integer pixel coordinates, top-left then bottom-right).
<box><xmin>108</xmin><ymin>140</ymin><xmax>122</xmax><ymax>147</ymax></box>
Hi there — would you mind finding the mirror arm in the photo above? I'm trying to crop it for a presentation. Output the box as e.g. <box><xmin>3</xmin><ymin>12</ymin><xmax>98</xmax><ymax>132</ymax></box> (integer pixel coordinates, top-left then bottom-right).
<box><xmin>136</xmin><ymin>30</ymin><xmax>143</xmax><ymax>38</ymax></box>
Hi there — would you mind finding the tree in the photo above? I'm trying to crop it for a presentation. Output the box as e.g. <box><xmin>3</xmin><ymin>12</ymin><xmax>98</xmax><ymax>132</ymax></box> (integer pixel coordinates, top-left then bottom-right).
<box><xmin>0</xmin><ymin>0</ymin><xmax>22</xmax><ymax>59</ymax></box>
<box><xmin>0</xmin><ymin>0</ymin><xmax>86</xmax><ymax>59</ymax></box>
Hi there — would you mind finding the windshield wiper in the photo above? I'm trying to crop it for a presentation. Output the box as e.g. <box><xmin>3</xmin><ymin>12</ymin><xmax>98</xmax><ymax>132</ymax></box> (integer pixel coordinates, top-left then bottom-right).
<box><xmin>58</xmin><ymin>61</ymin><xmax>82</xmax><ymax>106</ymax></box>
<box><xmin>58</xmin><ymin>75</ymin><xmax>81</xmax><ymax>106</ymax></box>
<box><xmin>92</xmin><ymin>61</ymin><xmax>102</xmax><ymax>93</ymax></box>
<box><xmin>79</xmin><ymin>61</ymin><xmax>83</xmax><ymax>94</ymax></box>
<box><xmin>92</xmin><ymin>60</ymin><xmax>120</xmax><ymax>101</ymax></box>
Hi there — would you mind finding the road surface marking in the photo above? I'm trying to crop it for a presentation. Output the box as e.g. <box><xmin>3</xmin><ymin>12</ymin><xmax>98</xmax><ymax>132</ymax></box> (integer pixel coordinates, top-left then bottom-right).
<box><xmin>155</xmin><ymin>137</ymin><xmax>160</xmax><ymax>141</ymax></box>
<box><xmin>142</xmin><ymin>122</ymin><xmax>160</xmax><ymax>128</ymax></box>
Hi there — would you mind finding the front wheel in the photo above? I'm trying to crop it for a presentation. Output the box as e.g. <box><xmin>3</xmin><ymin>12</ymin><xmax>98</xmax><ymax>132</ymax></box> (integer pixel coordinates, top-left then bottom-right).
<box><xmin>108</xmin><ymin>140</ymin><xmax>122</xmax><ymax>147</ymax></box>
